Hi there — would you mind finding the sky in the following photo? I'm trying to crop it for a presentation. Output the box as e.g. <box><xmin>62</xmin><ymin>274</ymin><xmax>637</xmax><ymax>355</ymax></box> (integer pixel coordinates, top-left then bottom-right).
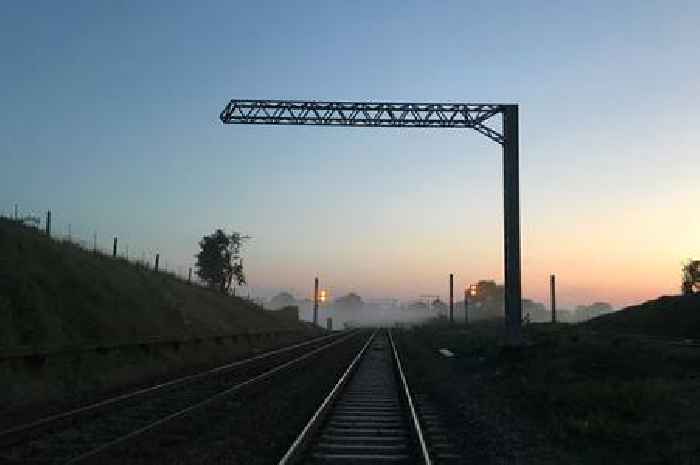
<box><xmin>1</xmin><ymin>1</ymin><xmax>699</xmax><ymax>309</ymax></box>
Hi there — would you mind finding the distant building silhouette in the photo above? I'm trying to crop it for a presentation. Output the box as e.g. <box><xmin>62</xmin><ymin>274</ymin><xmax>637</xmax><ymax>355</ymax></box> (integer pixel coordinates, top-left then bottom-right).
<box><xmin>268</xmin><ymin>292</ymin><xmax>296</xmax><ymax>310</ymax></box>
<box><xmin>334</xmin><ymin>293</ymin><xmax>364</xmax><ymax>312</ymax></box>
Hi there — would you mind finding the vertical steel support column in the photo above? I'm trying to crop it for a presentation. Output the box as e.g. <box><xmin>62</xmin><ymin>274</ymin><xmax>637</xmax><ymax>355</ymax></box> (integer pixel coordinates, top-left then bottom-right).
<box><xmin>502</xmin><ymin>105</ymin><xmax>522</xmax><ymax>345</ymax></box>
<box><xmin>313</xmin><ymin>277</ymin><xmax>319</xmax><ymax>326</ymax></box>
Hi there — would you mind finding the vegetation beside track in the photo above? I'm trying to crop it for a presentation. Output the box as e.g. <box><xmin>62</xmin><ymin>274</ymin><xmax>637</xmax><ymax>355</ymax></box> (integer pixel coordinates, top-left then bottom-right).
<box><xmin>396</xmin><ymin>321</ymin><xmax>700</xmax><ymax>465</ymax></box>
<box><xmin>0</xmin><ymin>217</ymin><xmax>319</xmax><ymax>409</ymax></box>
<box><xmin>0</xmin><ymin>218</ymin><xmax>304</xmax><ymax>350</ymax></box>
<box><xmin>585</xmin><ymin>293</ymin><xmax>700</xmax><ymax>339</ymax></box>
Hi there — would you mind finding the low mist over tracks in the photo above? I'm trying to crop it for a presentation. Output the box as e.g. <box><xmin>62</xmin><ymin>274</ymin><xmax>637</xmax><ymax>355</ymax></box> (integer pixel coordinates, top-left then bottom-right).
<box><xmin>0</xmin><ymin>331</ymin><xmax>362</xmax><ymax>464</ymax></box>
<box><xmin>278</xmin><ymin>329</ymin><xmax>460</xmax><ymax>465</ymax></box>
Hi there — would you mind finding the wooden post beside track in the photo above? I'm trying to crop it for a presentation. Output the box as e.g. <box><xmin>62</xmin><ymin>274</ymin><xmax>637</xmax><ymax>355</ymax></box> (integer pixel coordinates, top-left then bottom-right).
<box><xmin>550</xmin><ymin>274</ymin><xmax>557</xmax><ymax>323</ymax></box>
<box><xmin>449</xmin><ymin>274</ymin><xmax>454</xmax><ymax>324</ymax></box>
<box><xmin>464</xmin><ymin>287</ymin><xmax>469</xmax><ymax>325</ymax></box>
<box><xmin>313</xmin><ymin>277</ymin><xmax>319</xmax><ymax>326</ymax></box>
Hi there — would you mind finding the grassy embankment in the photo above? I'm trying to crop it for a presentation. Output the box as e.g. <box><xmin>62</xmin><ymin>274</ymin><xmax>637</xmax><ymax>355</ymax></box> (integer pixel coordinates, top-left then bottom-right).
<box><xmin>397</xmin><ymin>314</ymin><xmax>700</xmax><ymax>464</ymax></box>
<box><xmin>585</xmin><ymin>293</ymin><xmax>700</xmax><ymax>339</ymax></box>
<box><xmin>0</xmin><ymin>218</ymin><xmax>302</xmax><ymax>348</ymax></box>
<box><xmin>0</xmin><ymin>218</ymin><xmax>314</xmax><ymax>409</ymax></box>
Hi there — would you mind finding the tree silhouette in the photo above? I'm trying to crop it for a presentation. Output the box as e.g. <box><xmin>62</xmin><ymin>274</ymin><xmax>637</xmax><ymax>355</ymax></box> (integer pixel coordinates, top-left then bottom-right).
<box><xmin>269</xmin><ymin>292</ymin><xmax>296</xmax><ymax>309</ymax></box>
<box><xmin>682</xmin><ymin>260</ymin><xmax>700</xmax><ymax>295</ymax></box>
<box><xmin>195</xmin><ymin>229</ymin><xmax>248</xmax><ymax>294</ymax></box>
<box><xmin>432</xmin><ymin>298</ymin><xmax>448</xmax><ymax>316</ymax></box>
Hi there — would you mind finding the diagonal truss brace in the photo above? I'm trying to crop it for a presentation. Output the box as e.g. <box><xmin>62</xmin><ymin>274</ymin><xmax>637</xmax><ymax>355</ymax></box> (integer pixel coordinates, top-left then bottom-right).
<box><xmin>220</xmin><ymin>100</ymin><xmax>506</xmax><ymax>144</ymax></box>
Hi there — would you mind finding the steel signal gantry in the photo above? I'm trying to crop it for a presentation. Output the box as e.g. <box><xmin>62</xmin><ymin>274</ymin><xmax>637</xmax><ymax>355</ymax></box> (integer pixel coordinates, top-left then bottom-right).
<box><xmin>220</xmin><ymin>99</ymin><xmax>522</xmax><ymax>345</ymax></box>
<box><xmin>221</xmin><ymin>100</ymin><xmax>504</xmax><ymax>142</ymax></box>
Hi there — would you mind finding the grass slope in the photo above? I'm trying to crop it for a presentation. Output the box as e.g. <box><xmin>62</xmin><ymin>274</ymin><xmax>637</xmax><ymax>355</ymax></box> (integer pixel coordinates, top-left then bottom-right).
<box><xmin>586</xmin><ymin>293</ymin><xmax>700</xmax><ymax>339</ymax></box>
<box><xmin>0</xmin><ymin>218</ymin><xmax>299</xmax><ymax>350</ymax></box>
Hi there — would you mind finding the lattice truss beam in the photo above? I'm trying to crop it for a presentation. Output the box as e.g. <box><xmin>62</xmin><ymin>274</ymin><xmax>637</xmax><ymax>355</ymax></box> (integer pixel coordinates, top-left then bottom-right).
<box><xmin>220</xmin><ymin>100</ymin><xmax>507</xmax><ymax>144</ymax></box>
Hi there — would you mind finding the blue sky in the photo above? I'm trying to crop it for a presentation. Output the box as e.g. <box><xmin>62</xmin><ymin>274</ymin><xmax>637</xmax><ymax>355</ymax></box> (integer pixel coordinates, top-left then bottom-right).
<box><xmin>2</xmin><ymin>1</ymin><xmax>699</xmax><ymax>307</ymax></box>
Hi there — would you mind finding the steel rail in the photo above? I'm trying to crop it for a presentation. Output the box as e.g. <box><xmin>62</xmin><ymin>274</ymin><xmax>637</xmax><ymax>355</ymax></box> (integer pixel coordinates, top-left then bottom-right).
<box><xmin>65</xmin><ymin>330</ymin><xmax>362</xmax><ymax>464</ymax></box>
<box><xmin>389</xmin><ymin>329</ymin><xmax>432</xmax><ymax>465</ymax></box>
<box><xmin>0</xmin><ymin>331</ymin><xmax>349</xmax><ymax>447</ymax></box>
<box><xmin>277</xmin><ymin>330</ymin><xmax>377</xmax><ymax>465</ymax></box>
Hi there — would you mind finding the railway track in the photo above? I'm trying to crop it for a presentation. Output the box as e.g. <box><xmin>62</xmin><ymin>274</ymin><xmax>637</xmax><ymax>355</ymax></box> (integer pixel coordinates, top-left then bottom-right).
<box><xmin>0</xmin><ymin>330</ymin><xmax>361</xmax><ymax>464</ymax></box>
<box><xmin>278</xmin><ymin>329</ymin><xmax>461</xmax><ymax>465</ymax></box>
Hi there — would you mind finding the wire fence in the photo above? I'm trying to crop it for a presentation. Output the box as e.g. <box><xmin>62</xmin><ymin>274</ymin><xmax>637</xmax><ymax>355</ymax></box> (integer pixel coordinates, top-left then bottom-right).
<box><xmin>1</xmin><ymin>203</ymin><xmax>210</xmax><ymax>289</ymax></box>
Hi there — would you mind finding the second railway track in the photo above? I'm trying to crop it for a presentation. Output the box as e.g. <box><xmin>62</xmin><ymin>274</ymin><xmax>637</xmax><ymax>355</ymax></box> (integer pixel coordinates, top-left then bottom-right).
<box><xmin>0</xmin><ymin>330</ymin><xmax>362</xmax><ymax>464</ymax></box>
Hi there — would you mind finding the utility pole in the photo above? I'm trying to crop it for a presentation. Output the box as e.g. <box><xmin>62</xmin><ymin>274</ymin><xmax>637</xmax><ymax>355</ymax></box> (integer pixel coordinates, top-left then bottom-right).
<box><xmin>313</xmin><ymin>277</ymin><xmax>319</xmax><ymax>326</ymax></box>
<box><xmin>112</xmin><ymin>237</ymin><xmax>118</xmax><ymax>258</ymax></box>
<box><xmin>68</xmin><ymin>224</ymin><xmax>72</xmax><ymax>242</ymax></box>
<box><xmin>464</xmin><ymin>286</ymin><xmax>469</xmax><ymax>325</ymax></box>
<box><xmin>14</xmin><ymin>204</ymin><xmax>18</xmax><ymax>220</ymax></box>
<box><xmin>45</xmin><ymin>210</ymin><xmax>51</xmax><ymax>236</ymax></box>
<box><xmin>154</xmin><ymin>253</ymin><xmax>160</xmax><ymax>272</ymax></box>
<box><xmin>550</xmin><ymin>274</ymin><xmax>557</xmax><ymax>323</ymax></box>
<box><xmin>93</xmin><ymin>231</ymin><xmax>97</xmax><ymax>253</ymax></box>
<box><xmin>449</xmin><ymin>274</ymin><xmax>454</xmax><ymax>324</ymax></box>
<box><xmin>188</xmin><ymin>267</ymin><xmax>192</xmax><ymax>284</ymax></box>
